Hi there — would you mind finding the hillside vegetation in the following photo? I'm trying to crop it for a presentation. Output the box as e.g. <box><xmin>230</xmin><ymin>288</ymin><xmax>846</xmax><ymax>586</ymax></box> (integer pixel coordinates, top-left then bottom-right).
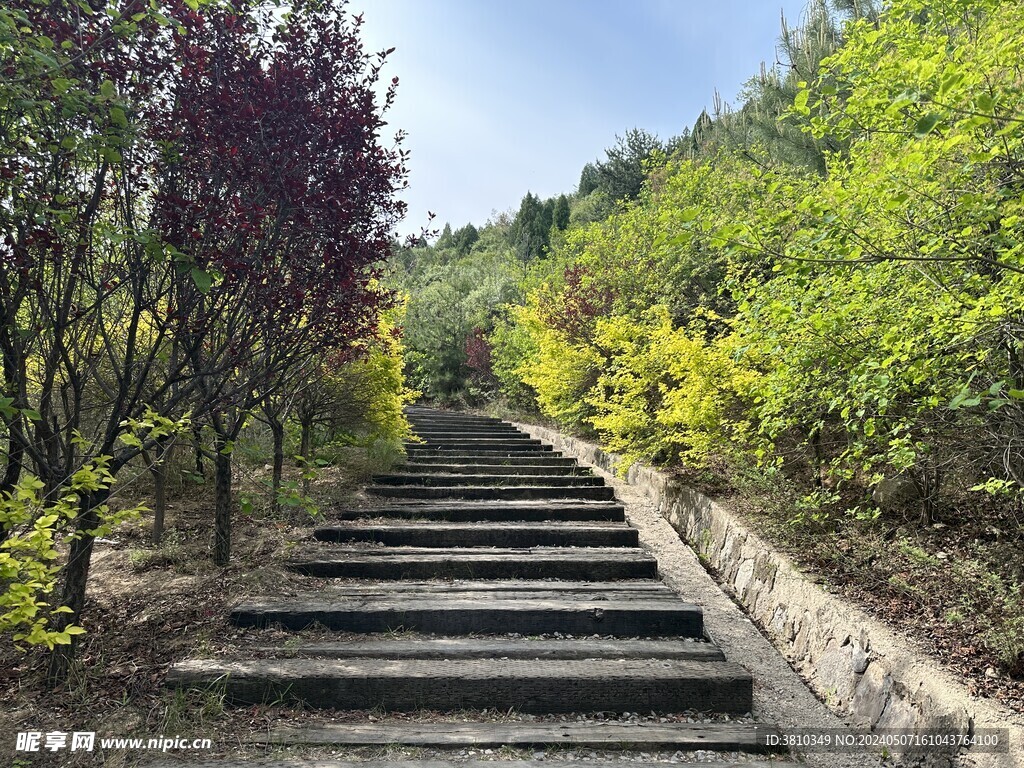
<box><xmin>0</xmin><ymin>0</ymin><xmax>412</xmax><ymax>687</ymax></box>
<box><xmin>390</xmin><ymin>0</ymin><xmax>1024</xmax><ymax>702</ymax></box>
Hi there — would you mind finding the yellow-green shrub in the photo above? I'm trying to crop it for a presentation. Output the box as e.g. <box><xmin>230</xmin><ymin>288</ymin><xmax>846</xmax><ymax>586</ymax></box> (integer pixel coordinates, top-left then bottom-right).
<box><xmin>586</xmin><ymin>307</ymin><xmax>755</xmax><ymax>468</ymax></box>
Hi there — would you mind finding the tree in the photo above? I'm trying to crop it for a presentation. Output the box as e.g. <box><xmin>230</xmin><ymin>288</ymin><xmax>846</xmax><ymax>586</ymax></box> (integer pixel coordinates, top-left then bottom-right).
<box><xmin>154</xmin><ymin>0</ymin><xmax>405</xmax><ymax>566</ymax></box>
<box><xmin>0</xmin><ymin>0</ymin><xmax>405</xmax><ymax>681</ymax></box>
<box><xmin>577</xmin><ymin>163</ymin><xmax>600</xmax><ymax>196</ymax></box>
<box><xmin>451</xmin><ymin>223</ymin><xmax>480</xmax><ymax>255</ymax></box>
<box><xmin>689</xmin><ymin>109</ymin><xmax>714</xmax><ymax>156</ymax></box>
<box><xmin>0</xmin><ymin>0</ymin><xmax>216</xmax><ymax>682</ymax></box>
<box><xmin>553</xmin><ymin>195</ymin><xmax>570</xmax><ymax>231</ymax></box>
<box><xmin>595</xmin><ymin>128</ymin><xmax>663</xmax><ymax>202</ymax></box>
<box><xmin>508</xmin><ymin>192</ymin><xmax>550</xmax><ymax>265</ymax></box>
<box><xmin>436</xmin><ymin>222</ymin><xmax>454</xmax><ymax>249</ymax></box>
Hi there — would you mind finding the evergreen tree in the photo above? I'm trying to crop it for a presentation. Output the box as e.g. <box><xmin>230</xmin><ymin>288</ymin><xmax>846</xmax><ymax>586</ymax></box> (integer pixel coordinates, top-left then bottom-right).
<box><xmin>578</xmin><ymin>163</ymin><xmax>600</xmax><ymax>196</ymax></box>
<box><xmin>553</xmin><ymin>194</ymin><xmax>571</xmax><ymax>231</ymax></box>
<box><xmin>509</xmin><ymin>192</ymin><xmax>550</xmax><ymax>264</ymax></box>
<box><xmin>689</xmin><ymin>109</ymin><xmax>714</xmax><ymax>156</ymax></box>
<box><xmin>595</xmin><ymin>128</ymin><xmax>664</xmax><ymax>202</ymax></box>
<box><xmin>436</xmin><ymin>222</ymin><xmax>454</xmax><ymax>248</ymax></box>
<box><xmin>451</xmin><ymin>223</ymin><xmax>480</xmax><ymax>255</ymax></box>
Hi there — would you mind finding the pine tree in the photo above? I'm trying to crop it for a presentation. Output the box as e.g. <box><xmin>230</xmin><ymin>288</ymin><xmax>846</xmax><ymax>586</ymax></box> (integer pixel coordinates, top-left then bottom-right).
<box><xmin>553</xmin><ymin>195</ymin><xmax>570</xmax><ymax>231</ymax></box>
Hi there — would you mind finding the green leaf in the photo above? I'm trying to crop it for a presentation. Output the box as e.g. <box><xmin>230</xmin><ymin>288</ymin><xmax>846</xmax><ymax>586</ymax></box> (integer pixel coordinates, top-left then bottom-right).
<box><xmin>28</xmin><ymin>48</ymin><xmax>60</xmax><ymax>69</ymax></box>
<box><xmin>99</xmin><ymin>80</ymin><xmax>115</xmax><ymax>99</ymax></box>
<box><xmin>913</xmin><ymin>113</ymin><xmax>942</xmax><ymax>138</ymax></box>
<box><xmin>190</xmin><ymin>268</ymin><xmax>213</xmax><ymax>293</ymax></box>
<box><xmin>793</xmin><ymin>88</ymin><xmax>811</xmax><ymax>116</ymax></box>
<box><xmin>976</xmin><ymin>92</ymin><xmax>997</xmax><ymax>113</ymax></box>
<box><xmin>937</xmin><ymin>72</ymin><xmax>965</xmax><ymax>99</ymax></box>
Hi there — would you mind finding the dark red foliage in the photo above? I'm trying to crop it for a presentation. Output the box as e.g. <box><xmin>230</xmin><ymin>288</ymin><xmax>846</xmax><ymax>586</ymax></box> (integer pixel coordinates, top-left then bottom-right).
<box><xmin>465</xmin><ymin>327</ymin><xmax>493</xmax><ymax>376</ymax></box>
<box><xmin>539</xmin><ymin>263</ymin><xmax>615</xmax><ymax>343</ymax></box>
<box><xmin>152</xmin><ymin>0</ymin><xmax>407</xmax><ymax>351</ymax></box>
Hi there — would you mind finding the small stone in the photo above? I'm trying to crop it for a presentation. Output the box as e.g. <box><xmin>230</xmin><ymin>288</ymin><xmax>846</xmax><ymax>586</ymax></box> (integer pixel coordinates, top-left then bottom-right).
<box><xmin>985</xmin><ymin>666</ymin><xmax>999</xmax><ymax>679</ymax></box>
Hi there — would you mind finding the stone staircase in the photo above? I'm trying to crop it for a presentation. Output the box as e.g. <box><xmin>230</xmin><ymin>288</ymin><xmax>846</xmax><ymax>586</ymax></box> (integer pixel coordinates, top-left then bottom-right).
<box><xmin>165</xmin><ymin>407</ymin><xmax>792</xmax><ymax>766</ymax></box>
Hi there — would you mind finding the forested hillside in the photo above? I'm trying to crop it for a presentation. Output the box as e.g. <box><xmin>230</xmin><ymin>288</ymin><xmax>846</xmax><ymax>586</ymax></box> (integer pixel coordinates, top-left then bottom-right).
<box><xmin>391</xmin><ymin>0</ymin><xmax>1024</xmax><ymax>699</ymax></box>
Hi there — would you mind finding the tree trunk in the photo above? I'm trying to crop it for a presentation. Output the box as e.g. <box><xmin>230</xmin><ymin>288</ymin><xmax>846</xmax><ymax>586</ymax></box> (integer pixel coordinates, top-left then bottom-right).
<box><xmin>46</xmin><ymin>489</ymin><xmax>108</xmax><ymax>685</ymax></box>
<box><xmin>146</xmin><ymin>439</ymin><xmax>173</xmax><ymax>545</ymax></box>
<box><xmin>192</xmin><ymin>422</ymin><xmax>205</xmax><ymax>478</ymax></box>
<box><xmin>270</xmin><ymin>418</ymin><xmax>284</xmax><ymax>515</ymax></box>
<box><xmin>300</xmin><ymin>417</ymin><xmax>313</xmax><ymax>496</ymax></box>
<box><xmin>1</xmin><ymin>414</ymin><xmax>24</xmax><ymax>494</ymax></box>
<box><xmin>0</xmin><ymin>414</ymin><xmax>23</xmax><ymax>545</ymax></box>
<box><xmin>810</xmin><ymin>426</ymin><xmax>824</xmax><ymax>489</ymax></box>
<box><xmin>915</xmin><ymin>463</ymin><xmax>942</xmax><ymax>526</ymax></box>
<box><xmin>213</xmin><ymin>440</ymin><xmax>232</xmax><ymax>566</ymax></box>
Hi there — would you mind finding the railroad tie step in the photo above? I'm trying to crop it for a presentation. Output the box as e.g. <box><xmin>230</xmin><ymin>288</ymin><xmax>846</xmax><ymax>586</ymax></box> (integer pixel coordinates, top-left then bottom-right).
<box><xmin>290</xmin><ymin>581</ymin><xmax>671</xmax><ymax>598</ymax></box>
<box><xmin>151</xmin><ymin>760</ymin><xmax>796</xmax><ymax>768</ymax></box>
<box><xmin>406</xmin><ymin>437</ymin><xmax>543</xmax><ymax>447</ymax></box>
<box><xmin>371</xmin><ymin>473</ymin><xmax>605</xmax><ymax>488</ymax></box>
<box><xmin>166</xmin><ymin>658</ymin><xmax>754</xmax><ymax>714</ymax></box>
<box><xmin>254</xmin><ymin>637</ymin><xmax>725</xmax><ymax>661</ymax></box>
<box><xmin>334</xmin><ymin>500</ymin><xmax>627</xmax><ymax>522</ymax></box>
<box><xmin>254</xmin><ymin>722</ymin><xmax>783</xmax><ymax>753</ymax></box>
<box><xmin>313</xmin><ymin>521</ymin><xmax>638</xmax><ymax>547</ymax></box>
<box><xmin>367</xmin><ymin>485</ymin><xmax>616</xmax><ymax>501</ymax></box>
<box><xmin>412</xmin><ymin>429</ymin><xmax>529</xmax><ymax>438</ymax></box>
<box><xmin>405</xmin><ymin>417</ymin><xmax>510</xmax><ymax>425</ymax></box>
<box><xmin>398</xmin><ymin>463</ymin><xmax>588</xmax><ymax>476</ymax></box>
<box><xmin>285</xmin><ymin>546</ymin><xmax>657</xmax><ymax>580</ymax></box>
<box><xmin>404</xmin><ymin>455</ymin><xmax>577</xmax><ymax>466</ymax></box>
<box><xmin>405</xmin><ymin>445</ymin><xmax>555</xmax><ymax>455</ymax></box>
<box><xmin>231</xmin><ymin>592</ymin><xmax>701</xmax><ymax>635</ymax></box>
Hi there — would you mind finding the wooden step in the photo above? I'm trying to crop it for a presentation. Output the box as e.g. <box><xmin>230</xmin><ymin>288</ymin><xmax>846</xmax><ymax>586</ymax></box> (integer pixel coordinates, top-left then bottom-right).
<box><xmin>335</xmin><ymin>500</ymin><xmax>626</xmax><ymax>522</ymax></box>
<box><xmin>256</xmin><ymin>722</ymin><xmax>780</xmax><ymax>751</ymax></box>
<box><xmin>231</xmin><ymin>592</ymin><xmax>700</xmax><ymax>635</ymax></box>
<box><xmin>413</xmin><ymin>429</ymin><xmax>528</xmax><ymax>438</ymax></box>
<box><xmin>406</xmin><ymin>445</ymin><xmax>554</xmax><ymax>455</ymax></box>
<box><xmin>313</xmin><ymin>521</ymin><xmax>638</xmax><ymax>547</ymax></box>
<box><xmin>258</xmin><ymin>637</ymin><xmax>724</xmax><ymax>661</ymax></box>
<box><xmin>407</xmin><ymin>415</ymin><xmax>508</xmax><ymax>425</ymax></box>
<box><xmin>256</xmin><ymin>729</ymin><xmax>774</xmax><ymax>753</ymax></box>
<box><xmin>167</xmin><ymin>657</ymin><xmax>754</xmax><ymax>713</ymax></box>
<box><xmin>286</xmin><ymin>546</ymin><xmax>656</xmax><ymax>580</ymax></box>
<box><xmin>406</xmin><ymin>437</ymin><xmax>544</xmax><ymax>448</ymax></box>
<box><xmin>367</xmin><ymin>485</ymin><xmax>616</xmax><ymax>501</ymax></box>
<box><xmin>152</xmin><ymin>760</ymin><xmax>795</xmax><ymax>768</ymax></box>
<box><xmin>285</xmin><ymin>549</ymin><xmax>657</xmax><ymax>580</ymax></box>
<box><xmin>303</xmin><ymin>579</ymin><xmax>672</xmax><ymax>594</ymax></box>
<box><xmin>405</xmin><ymin>455</ymin><xmax>577</xmax><ymax>466</ymax></box>
<box><xmin>399</xmin><ymin>463</ymin><xmax>587</xmax><ymax>476</ymax></box>
<box><xmin>371</xmin><ymin>473</ymin><xmax>605</xmax><ymax>488</ymax></box>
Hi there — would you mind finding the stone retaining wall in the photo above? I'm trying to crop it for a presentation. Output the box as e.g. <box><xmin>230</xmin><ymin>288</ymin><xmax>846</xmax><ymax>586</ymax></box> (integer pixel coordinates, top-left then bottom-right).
<box><xmin>515</xmin><ymin>423</ymin><xmax>1023</xmax><ymax>768</ymax></box>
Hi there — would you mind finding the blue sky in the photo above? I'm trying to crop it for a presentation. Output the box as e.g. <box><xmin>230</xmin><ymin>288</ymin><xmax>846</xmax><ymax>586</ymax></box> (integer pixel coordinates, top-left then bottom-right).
<box><xmin>349</xmin><ymin>0</ymin><xmax>810</xmax><ymax>236</ymax></box>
